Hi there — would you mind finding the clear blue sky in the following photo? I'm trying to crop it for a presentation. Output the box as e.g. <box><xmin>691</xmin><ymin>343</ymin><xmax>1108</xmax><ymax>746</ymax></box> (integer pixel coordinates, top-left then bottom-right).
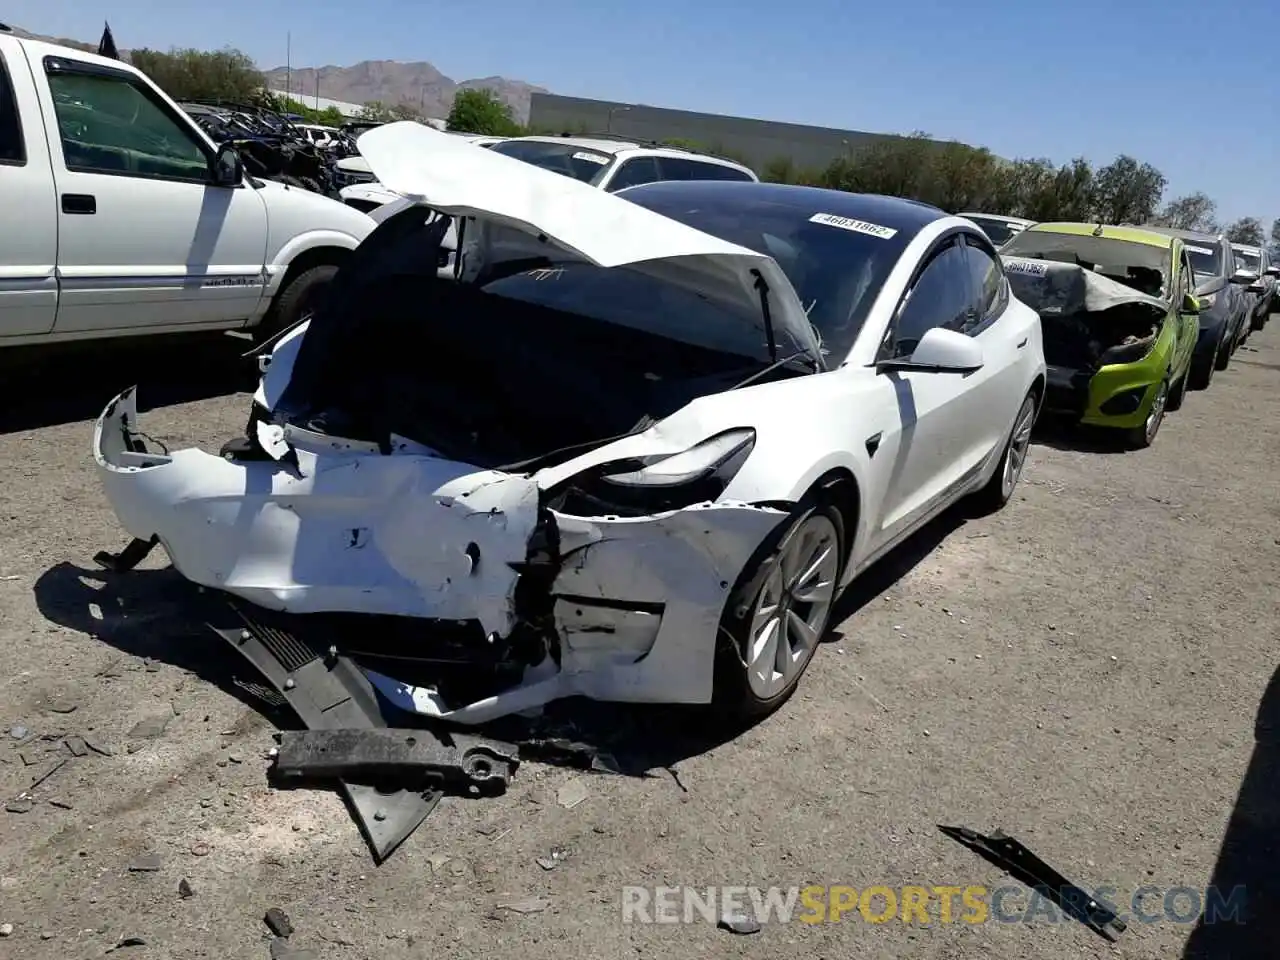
<box><xmin>8</xmin><ymin>0</ymin><xmax>1278</xmax><ymax>229</ymax></box>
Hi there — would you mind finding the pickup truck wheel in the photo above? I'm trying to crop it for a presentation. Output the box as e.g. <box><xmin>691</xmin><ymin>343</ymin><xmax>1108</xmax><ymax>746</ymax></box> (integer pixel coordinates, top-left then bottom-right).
<box><xmin>256</xmin><ymin>264</ymin><xmax>338</xmax><ymax>345</ymax></box>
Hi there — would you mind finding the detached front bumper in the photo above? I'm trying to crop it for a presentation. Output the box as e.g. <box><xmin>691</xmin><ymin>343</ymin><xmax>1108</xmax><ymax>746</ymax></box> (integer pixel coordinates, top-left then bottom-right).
<box><xmin>93</xmin><ymin>388</ymin><xmax>789</xmax><ymax>724</ymax></box>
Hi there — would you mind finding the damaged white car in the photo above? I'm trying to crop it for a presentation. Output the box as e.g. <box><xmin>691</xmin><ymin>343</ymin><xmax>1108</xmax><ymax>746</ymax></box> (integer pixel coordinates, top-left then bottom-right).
<box><xmin>93</xmin><ymin>122</ymin><xmax>1047</xmax><ymax>727</ymax></box>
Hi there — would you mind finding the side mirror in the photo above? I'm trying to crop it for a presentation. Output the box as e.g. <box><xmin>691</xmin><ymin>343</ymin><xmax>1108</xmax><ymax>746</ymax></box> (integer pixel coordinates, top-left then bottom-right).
<box><xmin>877</xmin><ymin>326</ymin><xmax>985</xmax><ymax>375</ymax></box>
<box><xmin>1180</xmin><ymin>292</ymin><xmax>1201</xmax><ymax>314</ymax></box>
<box><xmin>1229</xmin><ymin>269</ymin><xmax>1260</xmax><ymax>285</ymax></box>
<box><xmin>211</xmin><ymin>143</ymin><xmax>243</xmax><ymax>186</ymax></box>
<box><xmin>1265</xmin><ymin>265</ymin><xmax>1280</xmax><ymax>277</ymax></box>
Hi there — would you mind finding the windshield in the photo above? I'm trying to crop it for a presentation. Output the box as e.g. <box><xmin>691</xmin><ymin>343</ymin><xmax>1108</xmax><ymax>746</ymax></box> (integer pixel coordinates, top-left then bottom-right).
<box><xmin>1181</xmin><ymin>241</ymin><xmax>1224</xmax><ymax>278</ymax></box>
<box><xmin>966</xmin><ymin>216</ymin><xmax>1022</xmax><ymax>247</ymax></box>
<box><xmin>622</xmin><ymin>188</ymin><xmax>909</xmax><ymax>361</ymax></box>
<box><xmin>488</xmin><ymin>140</ymin><xmax>614</xmax><ymax>184</ymax></box>
<box><xmin>1002</xmin><ymin>230</ymin><xmax>1171</xmax><ymax>298</ymax></box>
<box><xmin>1234</xmin><ymin>249</ymin><xmax>1260</xmax><ymax>272</ymax></box>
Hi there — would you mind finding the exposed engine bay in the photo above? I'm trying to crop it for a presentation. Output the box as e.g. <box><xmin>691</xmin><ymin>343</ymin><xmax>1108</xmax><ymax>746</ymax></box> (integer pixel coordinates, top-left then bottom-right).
<box><xmin>1004</xmin><ymin>258</ymin><xmax>1168</xmax><ymax>372</ymax></box>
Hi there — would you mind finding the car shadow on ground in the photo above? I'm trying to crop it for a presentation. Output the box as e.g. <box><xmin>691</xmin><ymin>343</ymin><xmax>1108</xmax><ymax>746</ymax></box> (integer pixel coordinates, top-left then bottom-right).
<box><xmin>1180</xmin><ymin>661</ymin><xmax>1280</xmax><ymax>959</ymax></box>
<box><xmin>1030</xmin><ymin>414</ymin><xmax>1136</xmax><ymax>455</ymax></box>
<box><xmin>31</xmin><ymin>502</ymin><xmax>973</xmax><ymax>785</ymax></box>
<box><xmin>0</xmin><ymin>333</ymin><xmax>258</xmax><ymax>435</ymax></box>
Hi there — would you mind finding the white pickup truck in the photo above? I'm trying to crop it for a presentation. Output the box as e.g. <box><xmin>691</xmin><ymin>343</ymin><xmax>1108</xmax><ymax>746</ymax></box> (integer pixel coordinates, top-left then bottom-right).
<box><xmin>0</xmin><ymin>28</ymin><xmax>375</xmax><ymax>348</ymax></box>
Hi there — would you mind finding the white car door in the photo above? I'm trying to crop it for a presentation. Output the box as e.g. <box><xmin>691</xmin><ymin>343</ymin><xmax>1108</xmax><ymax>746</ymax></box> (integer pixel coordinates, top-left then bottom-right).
<box><xmin>956</xmin><ymin>234</ymin><xmax>1038</xmax><ymax>460</ymax></box>
<box><xmin>866</xmin><ymin>236</ymin><xmax>995</xmax><ymax>543</ymax></box>
<box><xmin>0</xmin><ymin>40</ymin><xmax>58</xmax><ymax>338</ymax></box>
<box><xmin>37</xmin><ymin>53</ymin><xmax>269</xmax><ymax>335</ymax></box>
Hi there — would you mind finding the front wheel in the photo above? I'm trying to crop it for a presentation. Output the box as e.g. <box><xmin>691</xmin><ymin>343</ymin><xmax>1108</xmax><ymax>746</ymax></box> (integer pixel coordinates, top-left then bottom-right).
<box><xmin>969</xmin><ymin>390</ymin><xmax>1037</xmax><ymax>514</ymax></box>
<box><xmin>254</xmin><ymin>264</ymin><xmax>339</xmax><ymax>346</ymax></box>
<box><xmin>1166</xmin><ymin>370</ymin><xmax>1188</xmax><ymax>412</ymax></box>
<box><xmin>1125</xmin><ymin>379</ymin><xmax>1167</xmax><ymax>449</ymax></box>
<box><xmin>713</xmin><ymin>499</ymin><xmax>845</xmax><ymax>722</ymax></box>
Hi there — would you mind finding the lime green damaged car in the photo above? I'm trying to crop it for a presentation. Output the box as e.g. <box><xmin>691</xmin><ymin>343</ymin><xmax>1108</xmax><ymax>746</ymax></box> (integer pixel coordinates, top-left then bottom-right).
<box><xmin>999</xmin><ymin>223</ymin><xmax>1200</xmax><ymax>448</ymax></box>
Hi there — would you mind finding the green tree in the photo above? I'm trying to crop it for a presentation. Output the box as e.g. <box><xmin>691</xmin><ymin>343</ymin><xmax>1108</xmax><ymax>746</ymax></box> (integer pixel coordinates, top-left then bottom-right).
<box><xmin>130</xmin><ymin>47</ymin><xmax>264</xmax><ymax>101</ymax></box>
<box><xmin>358</xmin><ymin>101</ymin><xmax>395</xmax><ymax>122</ymax></box>
<box><xmin>986</xmin><ymin>158</ymin><xmax>1055</xmax><ymax>219</ymax></box>
<box><xmin>446</xmin><ymin>88</ymin><xmax>523</xmax><ymax>136</ymax></box>
<box><xmin>1090</xmin><ymin>154</ymin><xmax>1167</xmax><ymax>224</ymax></box>
<box><xmin>1270</xmin><ymin>217</ymin><xmax>1280</xmax><ymax>248</ymax></box>
<box><xmin>1153</xmin><ymin>192</ymin><xmax>1219</xmax><ymax>233</ymax></box>
<box><xmin>1224</xmin><ymin>217</ymin><xmax>1263</xmax><ymax>245</ymax></box>
<box><xmin>389</xmin><ymin>102</ymin><xmax>425</xmax><ymax>121</ymax></box>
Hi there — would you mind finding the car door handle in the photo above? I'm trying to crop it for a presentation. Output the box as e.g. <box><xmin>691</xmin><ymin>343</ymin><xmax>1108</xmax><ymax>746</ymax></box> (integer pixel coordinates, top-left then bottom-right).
<box><xmin>1016</xmin><ymin>337</ymin><xmax>1028</xmax><ymax>348</ymax></box>
<box><xmin>61</xmin><ymin>193</ymin><xmax>96</xmax><ymax>215</ymax></box>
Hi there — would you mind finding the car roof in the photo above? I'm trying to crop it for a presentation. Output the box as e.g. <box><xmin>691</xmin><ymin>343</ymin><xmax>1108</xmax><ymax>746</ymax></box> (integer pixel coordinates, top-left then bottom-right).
<box><xmin>1135</xmin><ymin>225</ymin><xmax>1226</xmax><ymax>245</ymax></box>
<box><xmin>1026</xmin><ymin>221</ymin><xmax>1175</xmax><ymax>249</ymax></box>
<box><xmin>959</xmin><ymin>212</ymin><xmax>1034</xmax><ymax>226</ymax></box>
<box><xmin>1231</xmin><ymin>242</ymin><xmax>1261</xmax><ymax>253</ymax></box>
<box><xmin>620</xmin><ymin>179</ymin><xmax>948</xmax><ymax>234</ymax></box>
<box><xmin>502</xmin><ymin>135</ymin><xmax>751</xmax><ymax>168</ymax></box>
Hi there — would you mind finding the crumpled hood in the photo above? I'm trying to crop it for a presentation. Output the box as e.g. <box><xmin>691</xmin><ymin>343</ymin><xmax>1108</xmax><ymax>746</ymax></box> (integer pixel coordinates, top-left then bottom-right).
<box><xmin>1003</xmin><ymin>257</ymin><xmax>1168</xmax><ymax>316</ymax></box>
<box><xmin>355</xmin><ymin>121</ymin><xmax>823</xmax><ymax>365</ymax></box>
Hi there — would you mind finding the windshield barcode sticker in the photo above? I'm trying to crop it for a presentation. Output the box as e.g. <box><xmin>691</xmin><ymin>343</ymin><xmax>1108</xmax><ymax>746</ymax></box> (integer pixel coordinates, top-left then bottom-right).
<box><xmin>1185</xmin><ymin>245</ymin><xmax>1215</xmax><ymax>256</ymax></box>
<box><xmin>809</xmin><ymin>213</ymin><xmax>898</xmax><ymax>239</ymax></box>
<box><xmin>572</xmin><ymin>151</ymin><xmax>609</xmax><ymax>164</ymax></box>
<box><xmin>1003</xmin><ymin>259</ymin><xmax>1049</xmax><ymax>277</ymax></box>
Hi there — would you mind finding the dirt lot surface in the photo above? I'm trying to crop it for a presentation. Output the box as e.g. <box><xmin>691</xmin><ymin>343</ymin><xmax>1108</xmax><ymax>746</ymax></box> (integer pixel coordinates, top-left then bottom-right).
<box><xmin>0</xmin><ymin>324</ymin><xmax>1277</xmax><ymax>960</ymax></box>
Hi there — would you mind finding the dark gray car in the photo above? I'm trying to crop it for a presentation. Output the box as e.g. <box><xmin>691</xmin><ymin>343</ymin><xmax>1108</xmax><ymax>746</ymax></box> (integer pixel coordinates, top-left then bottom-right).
<box><xmin>1139</xmin><ymin>227</ymin><xmax>1252</xmax><ymax>381</ymax></box>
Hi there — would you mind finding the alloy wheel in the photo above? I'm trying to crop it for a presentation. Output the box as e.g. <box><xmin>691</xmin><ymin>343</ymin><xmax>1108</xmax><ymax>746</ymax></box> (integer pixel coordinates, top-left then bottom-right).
<box><xmin>1001</xmin><ymin>398</ymin><xmax>1037</xmax><ymax>499</ymax></box>
<box><xmin>1145</xmin><ymin>381</ymin><xmax>1168</xmax><ymax>444</ymax></box>
<box><xmin>746</xmin><ymin>514</ymin><xmax>841</xmax><ymax>700</ymax></box>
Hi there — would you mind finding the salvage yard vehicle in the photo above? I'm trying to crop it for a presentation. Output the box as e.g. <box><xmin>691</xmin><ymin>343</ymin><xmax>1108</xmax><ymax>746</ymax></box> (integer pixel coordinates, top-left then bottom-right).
<box><xmin>92</xmin><ymin>122</ymin><xmax>1046</xmax><ymax>741</ymax></box>
<box><xmin>1136</xmin><ymin>226</ymin><xmax>1252</xmax><ymax>379</ymax></box>
<box><xmin>999</xmin><ymin>223</ymin><xmax>1199</xmax><ymax>447</ymax></box>
<box><xmin>1231</xmin><ymin>242</ymin><xmax>1275</xmax><ymax>331</ymax></box>
<box><xmin>0</xmin><ymin>30</ymin><xmax>375</xmax><ymax>347</ymax></box>
<box><xmin>958</xmin><ymin>212</ymin><xmax>1034</xmax><ymax>248</ymax></box>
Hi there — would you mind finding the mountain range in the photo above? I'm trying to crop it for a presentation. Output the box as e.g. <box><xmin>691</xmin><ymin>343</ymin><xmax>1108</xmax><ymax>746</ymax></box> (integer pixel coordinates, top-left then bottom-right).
<box><xmin>8</xmin><ymin>23</ymin><xmax>546</xmax><ymax>122</ymax></box>
<box><xmin>261</xmin><ymin>62</ymin><xmax>545</xmax><ymax>123</ymax></box>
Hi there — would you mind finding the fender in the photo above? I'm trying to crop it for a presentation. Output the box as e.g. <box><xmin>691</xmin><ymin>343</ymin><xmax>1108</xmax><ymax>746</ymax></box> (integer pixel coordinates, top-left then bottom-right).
<box><xmin>262</xmin><ymin>229</ymin><xmax>367</xmax><ymax>301</ymax></box>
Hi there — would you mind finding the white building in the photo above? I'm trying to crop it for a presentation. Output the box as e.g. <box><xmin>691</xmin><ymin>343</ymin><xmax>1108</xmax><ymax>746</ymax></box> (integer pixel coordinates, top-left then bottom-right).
<box><xmin>268</xmin><ymin>89</ymin><xmax>365</xmax><ymax>119</ymax></box>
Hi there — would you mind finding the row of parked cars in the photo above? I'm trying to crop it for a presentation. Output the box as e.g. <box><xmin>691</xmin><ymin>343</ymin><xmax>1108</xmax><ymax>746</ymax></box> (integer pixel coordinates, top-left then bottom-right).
<box><xmin>961</xmin><ymin>212</ymin><xmax>1274</xmax><ymax>446</ymax></box>
<box><xmin>8</xmin><ymin>35</ymin><xmax>1275</xmax><ymax>766</ymax></box>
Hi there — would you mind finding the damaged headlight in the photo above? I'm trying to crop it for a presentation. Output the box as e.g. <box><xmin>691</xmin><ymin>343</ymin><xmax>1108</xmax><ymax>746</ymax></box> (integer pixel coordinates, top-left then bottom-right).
<box><xmin>551</xmin><ymin>428</ymin><xmax>756</xmax><ymax>517</ymax></box>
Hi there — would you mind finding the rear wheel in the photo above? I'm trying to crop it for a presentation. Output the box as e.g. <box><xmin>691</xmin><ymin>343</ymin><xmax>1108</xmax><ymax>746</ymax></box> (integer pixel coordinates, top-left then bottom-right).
<box><xmin>1125</xmin><ymin>379</ymin><xmax>1167</xmax><ymax>449</ymax></box>
<box><xmin>969</xmin><ymin>390</ymin><xmax>1037</xmax><ymax>514</ymax></box>
<box><xmin>714</xmin><ymin>497</ymin><xmax>845</xmax><ymax>722</ymax></box>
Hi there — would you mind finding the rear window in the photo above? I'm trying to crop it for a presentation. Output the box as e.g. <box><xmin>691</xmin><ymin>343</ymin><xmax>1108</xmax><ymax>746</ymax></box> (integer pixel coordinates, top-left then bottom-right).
<box><xmin>488</xmin><ymin>140</ymin><xmax>613</xmax><ymax>184</ymax></box>
<box><xmin>658</xmin><ymin>156</ymin><xmax>755</xmax><ymax>182</ymax></box>
<box><xmin>966</xmin><ymin>216</ymin><xmax>1020</xmax><ymax>247</ymax></box>
<box><xmin>0</xmin><ymin>51</ymin><xmax>25</xmax><ymax>164</ymax></box>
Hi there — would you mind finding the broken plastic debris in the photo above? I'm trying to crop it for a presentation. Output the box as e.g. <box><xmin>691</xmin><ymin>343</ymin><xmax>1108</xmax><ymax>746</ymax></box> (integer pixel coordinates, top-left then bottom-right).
<box><xmin>556</xmin><ymin>779</ymin><xmax>588</xmax><ymax>809</ymax></box>
<box><xmin>497</xmin><ymin>897</ymin><xmax>551</xmax><ymax>915</ymax></box>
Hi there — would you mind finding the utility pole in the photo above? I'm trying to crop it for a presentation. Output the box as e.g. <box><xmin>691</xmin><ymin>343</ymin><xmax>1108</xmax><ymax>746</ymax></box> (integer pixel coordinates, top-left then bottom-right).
<box><xmin>285</xmin><ymin>32</ymin><xmax>291</xmax><ymax>98</ymax></box>
<box><xmin>315</xmin><ymin>75</ymin><xmax>320</xmax><ymax>110</ymax></box>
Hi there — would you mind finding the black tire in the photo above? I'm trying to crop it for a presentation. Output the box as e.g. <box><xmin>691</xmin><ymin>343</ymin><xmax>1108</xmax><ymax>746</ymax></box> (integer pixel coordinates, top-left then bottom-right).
<box><xmin>1166</xmin><ymin>370</ymin><xmax>1188</xmax><ymax>412</ymax></box>
<box><xmin>1215</xmin><ymin>335</ymin><xmax>1232</xmax><ymax>370</ymax></box>
<box><xmin>255</xmin><ymin>264</ymin><xmax>339</xmax><ymax>345</ymax></box>
<box><xmin>1125</xmin><ymin>379</ymin><xmax>1168</xmax><ymax>449</ymax></box>
<box><xmin>712</xmin><ymin>494</ymin><xmax>846</xmax><ymax>723</ymax></box>
<box><xmin>969</xmin><ymin>390</ymin><xmax>1038</xmax><ymax>515</ymax></box>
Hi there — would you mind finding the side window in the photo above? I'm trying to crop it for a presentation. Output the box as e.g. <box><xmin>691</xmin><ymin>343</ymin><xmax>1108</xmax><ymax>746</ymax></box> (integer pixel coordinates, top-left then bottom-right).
<box><xmin>887</xmin><ymin>241</ymin><xmax>972</xmax><ymax>358</ymax></box>
<box><xmin>657</xmin><ymin>156</ymin><xmax>754</xmax><ymax>182</ymax></box>
<box><xmin>605</xmin><ymin>156</ymin><xmax>662</xmax><ymax>192</ymax></box>
<box><xmin>44</xmin><ymin>61</ymin><xmax>209</xmax><ymax>181</ymax></box>
<box><xmin>0</xmin><ymin>51</ymin><xmax>25</xmax><ymax>165</ymax></box>
<box><xmin>960</xmin><ymin>235</ymin><xmax>1006</xmax><ymax>332</ymax></box>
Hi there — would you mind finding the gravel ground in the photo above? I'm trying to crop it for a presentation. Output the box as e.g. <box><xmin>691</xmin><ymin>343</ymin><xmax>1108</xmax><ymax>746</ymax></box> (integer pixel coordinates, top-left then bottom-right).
<box><xmin>0</xmin><ymin>323</ymin><xmax>1277</xmax><ymax>959</ymax></box>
